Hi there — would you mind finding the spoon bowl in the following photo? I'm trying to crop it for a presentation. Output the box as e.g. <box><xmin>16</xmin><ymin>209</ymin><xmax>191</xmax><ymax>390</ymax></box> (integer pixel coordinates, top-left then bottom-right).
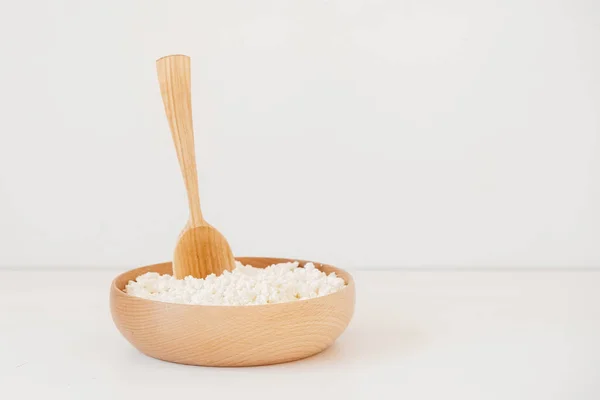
<box><xmin>174</xmin><ymin>226</ymin><xmax>235</xmax><ymax>279</ymax></box>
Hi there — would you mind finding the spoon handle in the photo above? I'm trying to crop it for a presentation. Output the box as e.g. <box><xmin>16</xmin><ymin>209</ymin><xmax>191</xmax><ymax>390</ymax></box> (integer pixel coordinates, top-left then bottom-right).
<box><xmin>156</xmin><ymin>54</ymin><xmax>204</xmax><ymax>226</ymax></box>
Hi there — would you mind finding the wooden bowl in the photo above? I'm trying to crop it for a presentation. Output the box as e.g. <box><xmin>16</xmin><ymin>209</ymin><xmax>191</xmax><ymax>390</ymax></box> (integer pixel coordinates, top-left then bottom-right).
<box><xmin>110</xmin><ymin>257</ymin><xmax>355</xmax><ymax>367</ymax></box>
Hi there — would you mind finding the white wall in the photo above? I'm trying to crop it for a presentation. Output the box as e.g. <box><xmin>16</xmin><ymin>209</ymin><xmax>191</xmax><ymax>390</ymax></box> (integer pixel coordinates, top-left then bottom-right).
<box><xmin>0</xmin><ymin>0</ymin><xmax>599</xmax><ymax>269</ymax></box>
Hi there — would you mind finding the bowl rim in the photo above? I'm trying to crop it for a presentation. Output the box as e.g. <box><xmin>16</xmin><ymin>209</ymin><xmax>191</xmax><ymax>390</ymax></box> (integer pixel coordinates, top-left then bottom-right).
<box><xmin>111</xmin><ymin>257</ymin><xmax>355</xmax><ymax>310</ymax></box>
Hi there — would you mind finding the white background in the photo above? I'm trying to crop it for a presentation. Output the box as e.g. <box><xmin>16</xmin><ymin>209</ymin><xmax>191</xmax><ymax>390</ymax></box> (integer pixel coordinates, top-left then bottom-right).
<box><xmin>0</xmin><ymin>0</ymin><xmax>598</xmax><ymax>269</ymax></box>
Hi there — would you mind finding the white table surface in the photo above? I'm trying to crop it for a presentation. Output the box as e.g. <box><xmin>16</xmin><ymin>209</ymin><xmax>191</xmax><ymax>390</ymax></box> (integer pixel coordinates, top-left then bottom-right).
<box><xmin>1</xmin><ymin>268</ymin><xmax>599</xmax><ymax>399</ymax></box>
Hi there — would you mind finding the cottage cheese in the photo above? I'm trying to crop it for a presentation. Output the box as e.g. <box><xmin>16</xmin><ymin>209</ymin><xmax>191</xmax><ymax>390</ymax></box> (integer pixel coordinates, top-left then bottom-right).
<box><xmin>125</xmin><ymin>261</ymin><xmax>346</xmax><ymax>305</ymax></box>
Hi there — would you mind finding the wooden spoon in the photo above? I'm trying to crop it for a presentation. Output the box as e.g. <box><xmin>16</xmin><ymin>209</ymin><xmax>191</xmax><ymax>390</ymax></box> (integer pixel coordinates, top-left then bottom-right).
<box><xmin>156</xmin><ymin>54</ymin><xmax>235</xmax><ymax>279</ymax></box>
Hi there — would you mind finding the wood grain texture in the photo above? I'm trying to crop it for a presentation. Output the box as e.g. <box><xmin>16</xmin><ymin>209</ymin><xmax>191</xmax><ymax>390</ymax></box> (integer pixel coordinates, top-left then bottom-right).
<box><xmin>156</xmin><ymin>54</ymin><xmax>235</xmax><ymax>279</ymax></box>
<box><xmin>110</xmin><ymin>257</ymin><xmax>355</xmax><ymax>367</ymax></box>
